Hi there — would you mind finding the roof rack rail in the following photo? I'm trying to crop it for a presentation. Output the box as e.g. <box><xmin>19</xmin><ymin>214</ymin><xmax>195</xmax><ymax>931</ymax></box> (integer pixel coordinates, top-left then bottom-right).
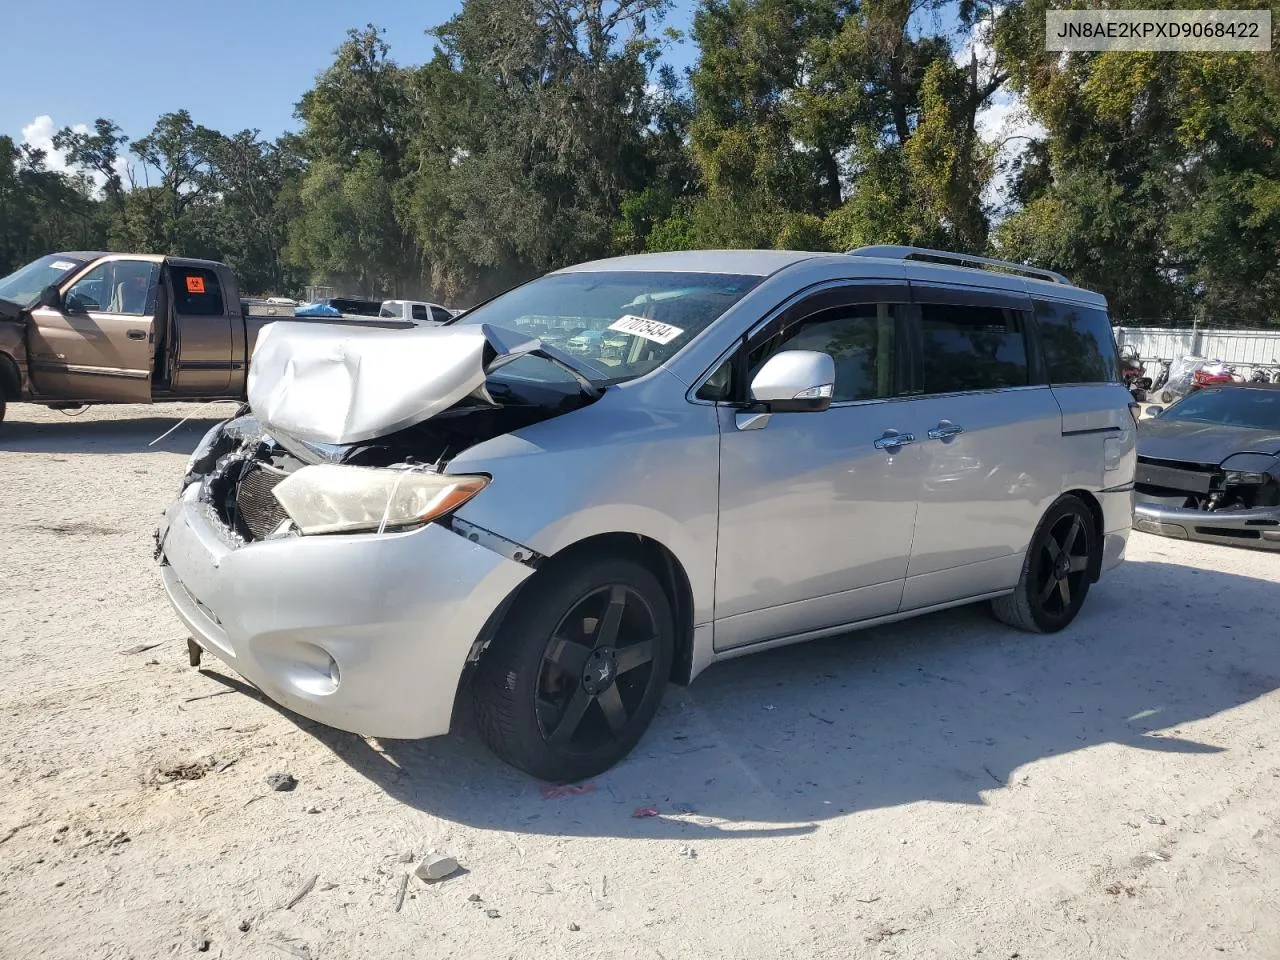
<box><xmin>846</xmin><ymin>245</ymin><xmax>1072</xmax><ymax>286</ymax></box>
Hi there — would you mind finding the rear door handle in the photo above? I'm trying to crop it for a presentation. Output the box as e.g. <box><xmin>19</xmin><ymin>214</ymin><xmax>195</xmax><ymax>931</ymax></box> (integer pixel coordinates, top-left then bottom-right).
<box><xmin>873</xmin><ymin>430</ymin><xmax>915</xmax><ymax>451</ymax></box>
<box><xmin>127</xmin><ymin>329</ymin><xmax>146</xmax><ymax>341</ymax></box>
<box><xmin>927</xmin><ymin>421</ymin><xmax>964</xmax><ymax>441</ymax></box>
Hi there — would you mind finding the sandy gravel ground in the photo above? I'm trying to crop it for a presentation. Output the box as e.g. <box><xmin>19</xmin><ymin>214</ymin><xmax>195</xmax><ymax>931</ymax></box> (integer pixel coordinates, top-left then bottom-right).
<box><xmin>3</xmin><ymin>401</ymin><xmax>1280</xmax><ymax>960</ymax></box>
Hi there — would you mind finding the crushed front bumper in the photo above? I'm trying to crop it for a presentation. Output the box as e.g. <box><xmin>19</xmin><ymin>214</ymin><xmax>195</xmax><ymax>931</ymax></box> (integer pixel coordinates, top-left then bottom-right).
<box><xmin>155</xmin><ymin>485</ymin><xmax>533</xmax><ymax>739</ymax></box>
<box><xmin>1133</xmin><ymin>501</ymin><xmax>1280</xmax><ymax>550</ymax></box>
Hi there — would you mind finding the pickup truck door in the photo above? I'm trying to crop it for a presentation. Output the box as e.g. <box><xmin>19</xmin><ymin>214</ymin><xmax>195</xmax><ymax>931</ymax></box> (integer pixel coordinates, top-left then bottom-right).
<box><xmin>26</xmin><ymin>258</ymin><xmax>158</xmax><ymax>402</ymax></box>
<box><xmin>166</xmin><ymin>264</ymin><xmax>234</xmax><ymax>395</ymax></box>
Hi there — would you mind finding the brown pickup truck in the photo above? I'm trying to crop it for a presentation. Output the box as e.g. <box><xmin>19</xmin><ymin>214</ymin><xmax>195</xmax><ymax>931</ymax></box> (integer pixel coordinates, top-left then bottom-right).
<box><xmin>0</xmin><ymin>252</ymin><xmax>411</xmax><ymax>425</ymax></box>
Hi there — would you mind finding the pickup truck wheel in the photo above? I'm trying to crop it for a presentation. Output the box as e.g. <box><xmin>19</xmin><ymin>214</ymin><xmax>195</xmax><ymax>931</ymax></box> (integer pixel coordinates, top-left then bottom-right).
<box><xmin>472</xmin><ymin>557</ymin><xmax>673</xmax><ymax>782</ymax></box>
<box><xmin>992</xmin><ymin>494</ymin><xmax>1098</xmax><ymax>634</ymax></box>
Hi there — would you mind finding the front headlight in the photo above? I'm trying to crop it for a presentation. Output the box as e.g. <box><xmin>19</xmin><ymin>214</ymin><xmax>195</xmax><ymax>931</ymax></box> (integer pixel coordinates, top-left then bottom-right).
<box><xmin>1225</xmin><ymin>470</ymin><xmax>1268</xmax><ymax>485</ymax></box>
<box><xmin>270</xmin><ymin>465</ymin><xmax>488</xmax><ymax>535</ymax></box>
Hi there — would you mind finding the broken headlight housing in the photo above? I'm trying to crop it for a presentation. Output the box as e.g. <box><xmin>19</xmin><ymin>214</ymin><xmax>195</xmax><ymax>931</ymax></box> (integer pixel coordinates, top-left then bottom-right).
<box><xmin>270</xmin><ymin>465</ymin><xmax>488</xmax><ymax>535</ymax></box>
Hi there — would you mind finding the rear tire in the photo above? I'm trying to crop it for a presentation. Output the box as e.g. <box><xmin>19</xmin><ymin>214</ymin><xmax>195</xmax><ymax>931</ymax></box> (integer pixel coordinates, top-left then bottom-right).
<box><xmin>471</xmin><ymin>556</ymin><xmax>674</xmax><ymax>782</ymax></box>
<box><xmin>992</xmin><ymin>495</ymin><xmax>1098</xmax><ymax>634</ymax></box>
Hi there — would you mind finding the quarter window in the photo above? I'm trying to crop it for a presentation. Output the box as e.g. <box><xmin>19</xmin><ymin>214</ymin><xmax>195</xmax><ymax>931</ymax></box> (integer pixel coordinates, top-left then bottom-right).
<box><xmin>918</xmin><ymin>303</ymin><xmax>1029</xmax><ymax>393</ymax></box>
<box><xmin>1034</xmin><ymin>299</ymin><xmax>1119</xmax><ymax>384</ymax></box>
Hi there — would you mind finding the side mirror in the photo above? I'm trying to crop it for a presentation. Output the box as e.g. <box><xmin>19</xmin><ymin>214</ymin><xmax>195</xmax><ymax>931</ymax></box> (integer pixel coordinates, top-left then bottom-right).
<box><xmin>749</xmin><ymin>350</ymin><xmax>836</xmax><ymax>412</ymax></box>
<box><xmin>38</xmin><ymin>284</ymin><xmax>61</xmax><ymax>310</ymax></box>
<box><xmin>1145</xmin><ymin>405</ymin><xmax>1163</xmax><ymax>418</ymax></box>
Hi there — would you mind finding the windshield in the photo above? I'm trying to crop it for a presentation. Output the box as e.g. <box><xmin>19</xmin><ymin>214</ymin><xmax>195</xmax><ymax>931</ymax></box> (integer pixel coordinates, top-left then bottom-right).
<box><xmin>1163</xmin><ymin>387</ymin><xmax>1280</xmax><ymax>430</ymax></box>
<box><xmin>0</xmin><ymin>254</ymin><xmax>89</xmax><ymax>309</ymax></box>
<box><xmin>452</xmin><ymin>270</ymin><xmax>762</xmax><ymax>384</ymax></box>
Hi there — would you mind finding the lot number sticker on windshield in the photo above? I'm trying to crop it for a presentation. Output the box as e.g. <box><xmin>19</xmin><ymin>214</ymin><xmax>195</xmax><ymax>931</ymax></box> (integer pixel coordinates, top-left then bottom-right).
<box><xmin>608</xmin><ymin>314</ymin><xmax>685</xmax><ymax>345</ymax></box>
<box><xmin>50</xmin><ymin>260</ymin><xmax>76</xmax><ymax>270</ymax></box>
<box><xmin>186</xmin><ymin>275</ymin><xmax>206</xmax><ymax>294</ymax></box>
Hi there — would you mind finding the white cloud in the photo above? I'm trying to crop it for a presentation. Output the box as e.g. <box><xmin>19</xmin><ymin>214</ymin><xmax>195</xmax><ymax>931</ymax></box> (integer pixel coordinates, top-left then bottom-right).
<box><xmin>20</xmin><ymin>114</ymin><xmax>131</xmax><ymax>189</ymax></box>
<box><xmin>975</xmin><ymin>92</ymin><xmax>1048</xmax><ymax>214</ymax></box>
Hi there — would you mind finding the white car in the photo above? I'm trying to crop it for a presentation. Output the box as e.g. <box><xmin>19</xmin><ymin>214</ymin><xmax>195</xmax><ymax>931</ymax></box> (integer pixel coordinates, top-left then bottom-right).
<box><xmin>380</xmin><ymin>300</ymin><xmax>455</xmax><ymax>325</ymax></box>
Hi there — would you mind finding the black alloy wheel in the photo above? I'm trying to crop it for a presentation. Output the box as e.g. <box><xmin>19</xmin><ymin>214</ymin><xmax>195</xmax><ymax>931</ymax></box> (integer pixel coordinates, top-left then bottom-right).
<box><xmin>472</xmin><ymin>557</ymin><xmax>674</xmax><ymax>782</ymax></box>
<box><xmin>1031</xmin><ymin>511</ymin><xmax>1091</xmax><ymax>619</ymax></box>
<box><xmin>992</xmin><ymin>495</ymin><xmax>1099</xmax><ymax>633</ymax></box>
<box><xmin>536</xmin><ymin>584</ymin><xmax>660</xmax><ymax>751</ymax></box>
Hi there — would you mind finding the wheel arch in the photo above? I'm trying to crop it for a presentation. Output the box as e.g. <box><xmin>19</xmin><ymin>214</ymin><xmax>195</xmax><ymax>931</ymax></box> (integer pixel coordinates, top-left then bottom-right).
<box><xmin>1064</xmin><ymin>488</ymin><xmax>1105</xmax><ymax>582</ymax></box>
<box><xmin>0</xmin><ymin>351</ymin><xmax>22</xmax><ymax>400</ymax></box>
<box><xmin>452</xmin><ymin>529</ymin><xmax>698</xmax><ymax>724</ymax></box>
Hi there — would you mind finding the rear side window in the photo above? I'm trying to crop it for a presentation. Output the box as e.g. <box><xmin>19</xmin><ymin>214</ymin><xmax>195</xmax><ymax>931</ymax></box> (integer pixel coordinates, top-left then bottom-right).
<box><xmin>171</xmin><ymin>268</ymin><xmax>224</xmax><ymax>317</ymax></box>
<box><xmin>430</xmin><ymin>306</ymin><xmax>452</xmax><ymax>323</ymax></box>
<box><xmin>1034</xmin><ymin>299</ymin><xmax>1118</xmax><ymax>384</ymax></box>
<box><xmin>918</xmin><ymin>304</ymin><xmax>1029</xmax><ymax>393</ymax></box>
<box><xmin>412</xmin><ymin>304</ymin><xmax>430</xmax><ymax>321</ymax></box>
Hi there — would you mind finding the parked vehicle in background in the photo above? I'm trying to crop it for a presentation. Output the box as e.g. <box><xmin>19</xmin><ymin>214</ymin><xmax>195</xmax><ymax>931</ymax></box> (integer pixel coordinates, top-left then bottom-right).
<box><xmin>0</xmin><ymin>252</ymin><xmax>418</xmax><ymax>426</ymax></box>
<box><xmin>379</xmin><ymin>300</ymin><xmax>455</xmax><ymax>325</ymax></box>
<box><xmin>1134</xmin><ymin>384</ymin><xmax>1280</xmax><ymax>549</ymax></box>
<box><xmin>1159</xmin><ymin>355</ymin><xmax>1210</xmax><ymax>405</ymax></box>
<box><xmin>156</xmin><ymin>245</ymin><xmax>1134</xmax><ymax>781</ymax></box>
<box><xmin>0</xmin><ymin>252</ymin><xmax>256</xmax><ymax>425</ymax></box>
<box><xmin>295</xmin><ymin>296</ymin><xmax>384</xmax><ymax>319</ymax></box>
<box><xmin>1119</xmin><ymin>343</ymin><xmax>1152</xmax><ymax>402</ymax></box>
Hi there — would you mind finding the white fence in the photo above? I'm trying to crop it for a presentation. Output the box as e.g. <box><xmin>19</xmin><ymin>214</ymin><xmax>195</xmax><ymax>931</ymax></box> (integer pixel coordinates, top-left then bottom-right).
<box><xmin>1115</xmin><ymin>325</ymin><xmax>1280</xmax><ymax>376</ymax></box>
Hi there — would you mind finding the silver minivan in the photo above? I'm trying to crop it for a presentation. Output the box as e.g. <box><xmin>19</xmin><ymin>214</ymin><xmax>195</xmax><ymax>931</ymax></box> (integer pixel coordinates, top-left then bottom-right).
<box><xmin>156</xmin><ymin>246</ymin><xmax>1136</xmax><ymax>781</ymax></box>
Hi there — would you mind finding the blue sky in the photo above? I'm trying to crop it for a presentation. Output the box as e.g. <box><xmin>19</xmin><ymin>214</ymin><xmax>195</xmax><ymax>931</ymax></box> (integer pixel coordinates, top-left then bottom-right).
<box><xmin>6</xmin><ymin>0</ymin><xmax>700</xmax><ymax>166</ymax></box>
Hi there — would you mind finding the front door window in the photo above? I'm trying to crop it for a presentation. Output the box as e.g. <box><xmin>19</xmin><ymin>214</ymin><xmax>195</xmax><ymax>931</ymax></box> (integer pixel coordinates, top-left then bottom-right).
<box><xmin>65</xmin><ymin>261</ymin><xmax>159</xmax><ymax>316</ymax></box>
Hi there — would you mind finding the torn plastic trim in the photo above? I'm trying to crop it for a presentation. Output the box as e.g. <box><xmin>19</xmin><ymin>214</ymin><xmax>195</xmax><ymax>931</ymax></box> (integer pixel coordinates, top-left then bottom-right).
<box><xmin>448</xmin><ymin>516</ymin><xmax>543</xmax><ymax>568</ymax></box>
<box><xmin>247</xmin><ymin>321</ymin><xmax>603</xmax><ymax>446</ymax></box>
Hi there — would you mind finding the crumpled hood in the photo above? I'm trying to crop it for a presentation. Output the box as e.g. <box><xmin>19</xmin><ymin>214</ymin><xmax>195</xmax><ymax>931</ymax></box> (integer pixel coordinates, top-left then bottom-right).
<box><xmin>1138</xmin><ymin>417</ymin><xmax>1280</xmax><ymax>465</ymax></box>
<box><xmin>247</xmin><ymin>321</ymin><xmax>544</xmax><ymax>444</ymax></box>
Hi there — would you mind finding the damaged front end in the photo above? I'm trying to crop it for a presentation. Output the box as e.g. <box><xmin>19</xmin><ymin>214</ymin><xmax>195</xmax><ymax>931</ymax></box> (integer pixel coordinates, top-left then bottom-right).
<box><xmin>180</xmin><ymin>321</ymin><xmax>602</xmax><ymax>546</ymax></box>
<box><xmin>1133</xmin><ymin>453</ymin><xmax>1280</xmax><ymax>548</ymax></box>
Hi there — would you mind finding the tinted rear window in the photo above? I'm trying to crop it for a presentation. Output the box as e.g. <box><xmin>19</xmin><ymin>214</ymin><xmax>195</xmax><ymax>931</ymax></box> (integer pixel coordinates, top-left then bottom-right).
<box><xmin>918</xmin><ymin>303</ymin><xmax>1030</xmax><ymax>393</ymax></box>
<box><xmin>1034</xmin><ymin>299</ymin><xmax>1118</xmax><ymax>384</ymax></box>
<box><xmin>171</xmin><ymin>267</ymin><xmax>224</xmax><ymax>316</ymax></box>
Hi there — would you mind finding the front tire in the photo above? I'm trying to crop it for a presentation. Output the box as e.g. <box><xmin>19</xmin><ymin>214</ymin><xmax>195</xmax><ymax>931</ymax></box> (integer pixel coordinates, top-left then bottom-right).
<box><xmin>992</xmin><ymin>495</ymin><xmax>1098</xmax><ymax>633</ymax></box>
<box><xmin>471</xmin><ymin>556</ymin><xmax>674</xmax><ymax>782</ymax></box>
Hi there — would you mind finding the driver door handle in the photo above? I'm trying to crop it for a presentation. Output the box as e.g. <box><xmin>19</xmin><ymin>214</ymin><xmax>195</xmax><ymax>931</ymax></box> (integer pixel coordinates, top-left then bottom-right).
<box><xmin>127</xmin><ymin>329</ymin><xmax>147</xmax><ymax>341</ymax></box>
<box><xmin>873</xmin><ymin>431</ymin><xmax>915</xmax><ymax>451</ymax></box>
<box><xmin>927</xmin><ymin>421</ymin><xmax>964</xmax><ymax>441</ymax></box>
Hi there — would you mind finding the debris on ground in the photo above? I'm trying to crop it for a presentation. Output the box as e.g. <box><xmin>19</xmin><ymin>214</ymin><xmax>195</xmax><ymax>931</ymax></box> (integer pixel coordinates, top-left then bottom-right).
<box><xmin>118</xmin><ymin>641</ymin><xmax>168</xmax><ymax>655</ymax></box>
<box><xmin>214</xmin><ymin>759</ymin><xmax>236</xmax><ymax>774</ymax></box>
<box><xmin>414</xmin><ymin>853</ymin><xmax>460</xmax><ymax>883</ymax></box>
<box><xmin>304</xmin><ymin>806</ymin><xmax>320</xmax><ymax>814</ymax></box>
<box><xmin>398</xmin><ymin>851</ymin><xmax>414</xmax><ymax>864</ymax></box>
<box><xmin>238</xmin><ymin>920</ymin><xmax>251</xmax><ymax>933</ymax></box>
<box><xmin>632</xmin><ymin>805</ymin><xmax>659</xmax><ymax>818</ymax></box>
<box><xmin>467</xmin><ymin>893</ymin><xmax>482</xmax><ymax>902</ymax></box>
<box><xmin>394</xmin><ymin>874</ymin><xmax>409</xmax><ymax>913</ymax></box>
<box><xmin>865</xmin><ymin>924</ymin><xmax>907</xmax><ymax>944</ymax></box>
<box><xmin>568</xmin><ymin>922</ymin><xmax>580</xmax><ymax>932</ymax></box>
<box><xmin>152</xmin><ymin>759</ymin><xmax>215</xmax><ymax>784</ymax></box>
<box><xmin>268</xmin><ymin>943</ymin><xmax>312</xmax><ymax>960</ymax></box>
<box><xmin>193</xmin><ymin>935</ymin><xmax>211</xmax><ymax>952</ymax></box>
<box><xmin>678</xmin><ymin>845</ymin><xmax>697</xmax><ymax>858</ymax></box>
<box><xmin>1106</xmin><ymin>882</ymin><xmax>1137</xmax><ymax>897</ymax></box>
<box><xmin>485</xmin><ymin>908</ymin><xmax>500</xmax><ymax>919</ymax></box>
<box><xmin>182</xmin><ymin>690</ymin><xmax>235</xmax><ymax>703</ymax></box>
<box><xmin>540</xmin><ymin>781</ymin><xmax>597</xmax><ymax>799</ymax></box>
<box><xmin>266</xmin><ymin>773</ymin><xmax>297</xmax><ymax>792</ymax></box>
<box><xmin>1146</xmin><ymin>814</ymin><xmax>1166</xmax><ymax>826</ymax></box>
<box><xmin>282</xmin><ymin>873</ymin><xmax>318</xmax><ymax>910</ymax></box>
